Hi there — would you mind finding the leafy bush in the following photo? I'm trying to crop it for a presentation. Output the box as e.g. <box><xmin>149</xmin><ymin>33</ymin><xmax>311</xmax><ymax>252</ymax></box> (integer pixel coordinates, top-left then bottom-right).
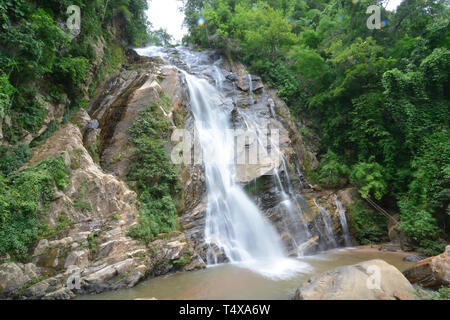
<box><xmin>0</xmin><ymin>144</ymin><xmax>30</xmax><ymax>176</ymax></box>
<box><xmin>426</xmin><ymin>287</ymin><xmax>450</xmax><ymax>300</ymax></box>
<box><xmin>0</xmin><ymin>156</ymin><xmax>70</xmax><ymax>260</ymax></box>
<box><xmin>0</xmin><ymin>73</ymin><xmax>15</xmax><ymax>118</ymax></box>
<box><xmin>52</xmin><ymin>56</ymin><xmax>90</xmax><ymax>95</ymax></box>
<box><xmin>348</xmin><ymin>199</ymin><xmax>388</xmax><ymax>244</ymax></box>
<box><xmin>350</xmin><ymin>161</ymin><xmax>387</xmax><ymax>200</ymax></box>
<box><xmin>127</xmin><ymin>101</ymin><xmax>179</xmax><ymax>242</ymax></box>
<box><xmin>0</xmin><ymin>7</ymin><xmax>69</xmax><ymax>82</ymax></box>
<box><xmin>316</xmin><ymin>150</ymin><xmax>349</xmax><ymax>188</ymax></box>
<box><xmin>13</xmin><ymin>89</ymin><xmax>46</xmax><ymax>133</ymax></box>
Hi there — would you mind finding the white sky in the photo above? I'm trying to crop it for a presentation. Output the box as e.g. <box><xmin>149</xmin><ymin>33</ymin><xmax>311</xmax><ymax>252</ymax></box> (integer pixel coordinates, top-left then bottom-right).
<box><xmin>147</xmin><ymin>0</ymin><xmax>187</xmax><ymax>43</ymax></box>
<box><xmin>384</xmin><ymin>0</ymin><xmax>403</xmax><ymax>11</ymax></box>
<box><xmin>145</xmin><ymin>0</ymin><xmax>403</xmax><ymax>44</ymax></box>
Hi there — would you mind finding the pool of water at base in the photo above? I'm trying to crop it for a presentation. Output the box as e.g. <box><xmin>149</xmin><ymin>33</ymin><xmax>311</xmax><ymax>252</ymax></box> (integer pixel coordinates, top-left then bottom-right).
<box><xmin>78</xmin><ymin>246</ymin><xmax>416</xmax><ymax>300</ymax></box>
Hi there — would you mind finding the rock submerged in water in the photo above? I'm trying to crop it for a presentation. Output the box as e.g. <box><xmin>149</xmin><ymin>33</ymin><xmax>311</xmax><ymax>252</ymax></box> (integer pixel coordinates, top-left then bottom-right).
<box><xmin>293</xmin><ymin>259</ymin><xmax>417</xmax><ymax>300</ymax></box>
<box><xmin>403</xmin><ymin>245</ymin><xmax>449</xmax><ymax>288</ymax></box>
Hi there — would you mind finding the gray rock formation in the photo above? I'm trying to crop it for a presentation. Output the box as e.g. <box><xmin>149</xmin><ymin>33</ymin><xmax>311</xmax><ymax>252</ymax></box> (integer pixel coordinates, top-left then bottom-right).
<box><xmin>294</xmin><ymin>259</ymin><xmax>417</xmax><ymax>300</ymax></box>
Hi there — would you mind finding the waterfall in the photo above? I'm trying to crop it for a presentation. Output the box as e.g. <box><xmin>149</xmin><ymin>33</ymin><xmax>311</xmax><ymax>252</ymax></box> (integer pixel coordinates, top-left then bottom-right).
<box><xmin>135</xmin><ymin>46</ymin><xmax>329</xmax><ymax>278</ymax></box>
<box><xmin>247</xmin><ymin>74</ymin><xmax>254</xmax><ymax>105</ymax></box>
<box><xmin>312</xmin><ymin>198</ymin><xmax>338</xmax><ymax>248</ymax></box>
<box><xmin>181</xmin><ymin>69</ymin><xmax>307</xmax><ymax>279</ymax></box>
<box><xmin>334</xmin><ymin>194</ymin><xmax>352</xmax><ymax>247</ymax></box>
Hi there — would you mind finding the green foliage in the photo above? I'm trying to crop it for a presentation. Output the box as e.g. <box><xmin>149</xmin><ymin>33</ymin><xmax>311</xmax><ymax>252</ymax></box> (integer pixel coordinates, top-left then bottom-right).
<box><xmin>350</xmin><ymin>161</ymin><xmax>387</xmax><ymax>200</ymax></box>
<box><xmin>53</xmin><ymin>56</ymin><xmax>90</xmax><ymax>95</ymax></box>
<box><xmin>172</xmin><ymin>252</ymin><xmax>191</xmax><ymax>268</ymax></box>
<box><xmin>72</xmin><ymin>179</ymin><xmax>92</xmax><ymax>212</ymax></box>
<box><xmin>0</xmin><ymin>156</ymin><xmax>69</xmax><ymax>260</ymax></box>
<box><xmin>12</xmin><ymin>89</ymin><xmax>46</xmax><ymax>134</ymax></box>
<box><xmin>0</xmin><ymin>0</ymin><xmax>150</xmax><ymax>143</ymax></box>
<box><xmin>316</xmin><ymin>150</ymin><xmax>349</xmax><ymax>188</ymax></box>
<box><xmin>127</xmin><ymin>101</ymin><xmax>179</xmax><ymax>242</ymax></box>
<box><xmin>0</xmin><ymin>73</ymin><xmax>15</xmax><ymax>118</ymax></box>
<box><xmin>348</xmin><ymin>199</ymin><xmax>388</xmax><ymax>244</ymax></box>
<box><xmin>420</xmin><ymin>48</ymin><xmax>450</xmax><ymax>98</ymax></box>
<box><xmin>87</xmin><ymin>232</ymin><xmax>98</xmax><ymax>256</ymax></box>
<box><xmin>30</xmin><ymin>120</ymin><xmax>59</xmax><ymax>148</ymax></box>
<box><xmin>0</xmin><ymin>143</ymin><xmax>30</xmax><ymax>176</ymax></box>
<box><xmin>40</xmin><ymin>213</ymin><xmax>75</xmax><ymax>240</ymax></box>
<box><xmin>425</xmin><ymin>287</ymin><xmax>450</xmax><ymax>300</ymax></box>
<box><xmin>398</xmin><ymin>130</ymin><xmax>449</xmax><ymax>254</ymax></box>
<box><xmin>149</xmin><ymin>28</ymin><xmax>174</xmax><ymax>46</ymax></box>
<box><xmin>0</xmin><ymin>7</ymin><xmax>69</xmax><ymax>83</ymax></box>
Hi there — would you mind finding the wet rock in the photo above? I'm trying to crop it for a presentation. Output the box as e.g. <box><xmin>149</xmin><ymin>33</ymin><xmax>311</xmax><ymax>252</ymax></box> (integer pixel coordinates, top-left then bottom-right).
<box><xmin>184</xmin><ymin>257</ymin><xmax>207</xmax><ymax>271</ymax></box>
<box><xmin>33</xmin><ymin>248</ymin><xmax>63</xmax><ymax>270</ymax></box>
<box><xmin>336</xmin><ymin>188</ymin><xmax>358</xmax><ymax>207</ymax></box>
<box><xmin>226</xmin><ymin>73</ymin><xmax>238</xmax><ymax>82</ymax></box>
<box><xmin>82</xmin><ymin>258</ymin><xmax>139</xmax><ymax>293</ymax></box>
<box><xmin>403</xmin><ymin>245</ymin><xmax>449</xmax><ymax>288</ymax></box>
<box><xmin>237</xmin><ymin>74</ymin><xmax>263</xmax><ymax>92</ymax></box>
<box><xmin>125</xmin><ymin>48</ymin><xmax>141</xmax><ymax>63</ymax></box>
<box><xmin>294</xmin><ymin>259</ymin><xmax>417</xmax><ymax>300</ymax></box>
<box><xmin>281</xmin><ymin>232</ymin><xmax>296</xmax><ymax>253</ymax></box>
<box><xmin>297</xmin><ymin>236</ymin><xmax>320</xmax><ymax>256</ymax></box>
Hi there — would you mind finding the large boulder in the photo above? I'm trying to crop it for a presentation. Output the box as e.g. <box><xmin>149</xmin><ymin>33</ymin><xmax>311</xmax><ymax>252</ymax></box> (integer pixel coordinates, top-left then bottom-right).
<box><xmin>403</xmin><ymin>245</ymin><xmax>449</xmax><ymax>288</ymax></box>
<box><xmin>293</xmin><ymin>259</ymin><xmax>417</xmax><ymax>300</ymax></box>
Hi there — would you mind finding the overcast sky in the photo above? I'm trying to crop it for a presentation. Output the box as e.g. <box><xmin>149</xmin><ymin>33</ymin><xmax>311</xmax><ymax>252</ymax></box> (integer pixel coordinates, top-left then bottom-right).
<box><xmin>147</xmin><ymin>0</ymin><xmax>187</xmax><ymax>42</ymax></box>
<box><xmin>384</xmin><ymin>0</ymin><xmax>403</xmax><ymax>11</ymax></box>
<box><xmin>145</xmin><ymin>0</ymin><xmax>403</xmax><ymax>44</ymax></box>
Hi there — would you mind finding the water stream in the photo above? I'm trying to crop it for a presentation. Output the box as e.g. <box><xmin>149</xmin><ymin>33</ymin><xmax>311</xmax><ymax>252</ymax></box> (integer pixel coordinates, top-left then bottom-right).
<box><xmin>181</xmin><ymin>61</ymin><xmax>306</xmax><ymax>279</ymax></box>
<box><xmin>80</xmin><ymin>247</ymin><xmax>415</xmax><ymax>300</ymax></box>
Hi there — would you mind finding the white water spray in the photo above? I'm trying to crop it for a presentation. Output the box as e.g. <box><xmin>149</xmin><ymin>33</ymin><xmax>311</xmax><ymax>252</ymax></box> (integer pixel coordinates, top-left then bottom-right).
<box><xmin>183</xmin><ymin>70</ymin><xmax>307</xmax><ymax>279</ymax></box>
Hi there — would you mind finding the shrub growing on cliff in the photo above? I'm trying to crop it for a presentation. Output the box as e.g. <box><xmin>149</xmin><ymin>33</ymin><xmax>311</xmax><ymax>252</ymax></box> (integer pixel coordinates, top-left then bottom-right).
<box><xmin>348</xmin><ymin>199</ymin><xmax>388</xmax><ymax>244</ymax></box>
<box><xmin>0</xmin><ymin>156</ymin><xmax>70</xmax><ymax>261</ymax></box>
<box><xmin>0</xmin><ymin>143</ymin><xmax>30</xmax><ymax>176</ymax></box>
<box><xmin>127</xmin><ymin>101</ymin><xmax>180</xmax><ymax>242</ymax></box>
<box><xmin>316</xmin><ymin>150</ymin><xmax>349</xmax><ymax>188</ymax></box>
<box><xmin>350</xmin><ymin>161</ymin><xmax>387</xmax><ymax>200</ymax></box>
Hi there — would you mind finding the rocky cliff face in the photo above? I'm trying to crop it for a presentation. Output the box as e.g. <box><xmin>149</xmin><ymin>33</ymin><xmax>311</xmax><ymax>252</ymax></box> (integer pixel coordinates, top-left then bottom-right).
<box><xmin>165</xmin><ymin>47</ymin><xmax>355</xmax><ymax>260</ymax></box>
<box><xmin>0</xmin><ymin>47</ymin><xmax>358</xmax><ymax>299</ymax></box>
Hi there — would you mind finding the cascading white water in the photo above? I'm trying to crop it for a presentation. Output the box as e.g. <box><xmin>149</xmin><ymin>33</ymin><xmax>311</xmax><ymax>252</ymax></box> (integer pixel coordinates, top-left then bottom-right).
<box><xmin>247</xmin><ymin>74</ymin><xmax>255</xmax><ymax>105</ymax></box>
<box><xmin>334</xmin><ymin>194</ymin><xmax>352</xmax><ymax>247</ymax></box>
<box><xmin>182</xmin><ymin>70</ymin><xmax>307</xmax><ymax>279</ymax></box>
<box><xmin>312</xmin><ymin>198</ymin><xmax>338</xmax><ymax>248</ymax></box>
